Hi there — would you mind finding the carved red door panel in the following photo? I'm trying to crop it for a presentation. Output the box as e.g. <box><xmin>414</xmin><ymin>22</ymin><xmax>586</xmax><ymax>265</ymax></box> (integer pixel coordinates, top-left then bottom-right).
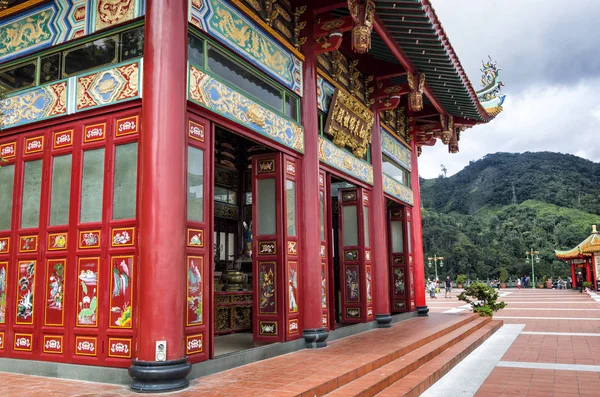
<box><xmin>318</xmin><ymin>171</ymin><xmax>330</xmax><ymax>331</ymax></box>
<box><xmin>282</xmin><ymin>155</ymin><xmax>301</xmax><ymax>341</ymax></box>
<box><xmin>39</xmin><ymin>123</ymin><xmax>78</xmax><ymax>362</ymax></box>
<box><xmin>252</xmin><ymin>153</ymin><xmax>285</xmax><ymax>343</ymax></box>
<box><xmin>406</xmin><ymin>208</ymin><xmax>415</xmax><ymax>311</ymax></box>
<box><xmin>0</xmin><ymin>137</ymin><xmax>18</xmax><ymax>355</ymax></box>
<box><xmin>12</xmin><ymin>129</ymin><xmax>50</xmax><ymax>361</ymax></box>
<box><xmin>388</xmin><ymin>206</ymin><xmax>410</xmax><ymax>313</ymax></box>
<box><xmin>337</xmin><ymin>187</ymin><xmax>370</xmax><ymax>323</ymax></box>
<box><xmin>184</xmin><ymin>114</ymin><xmax>211</xmax><ymax>363</ymax></box>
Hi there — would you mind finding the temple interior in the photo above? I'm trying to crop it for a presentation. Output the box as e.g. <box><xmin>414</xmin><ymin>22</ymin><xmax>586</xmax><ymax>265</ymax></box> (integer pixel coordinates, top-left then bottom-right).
<box><xmin>212</xmin><ymin>127</ymin><xmax>272</xmax><ymax>356</ymax></box>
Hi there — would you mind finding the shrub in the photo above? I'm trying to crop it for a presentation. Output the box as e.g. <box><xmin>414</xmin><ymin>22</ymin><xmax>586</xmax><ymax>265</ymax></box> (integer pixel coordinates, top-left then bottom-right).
<box><xmin>457</xmin><ymin>282</ymin><xmax>507</xmax><ymax>317</ymax></box>
<box><xmin>456</xmin><ymin>274</ymin><xmax>467</xmax><ymax>285</ymax></box>
<box><xmin>583</xmin><ymin>281</ymin><xmax>592</xmax><ymax>289</ymax></box>
<box><xmin>474</xmin><ymin>306</ymin><xmax>494</xmax><ymax>317</ymax></box>
<box><xmin>499</xmin><ymin>268</ymin><xmax>508</xmax><ymax>283</ymax></box>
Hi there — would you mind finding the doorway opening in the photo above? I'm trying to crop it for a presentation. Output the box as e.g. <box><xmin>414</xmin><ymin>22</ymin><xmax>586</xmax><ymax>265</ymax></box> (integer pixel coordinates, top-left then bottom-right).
<box><xmin>212</xmin><ymin>126</ymin><xmax>273</xmax><ymax>356</ymax></box>
<box><xmin>328</xmin><ymin>176</ymin><xmax>358</xmax><ymax>328</ymax></box>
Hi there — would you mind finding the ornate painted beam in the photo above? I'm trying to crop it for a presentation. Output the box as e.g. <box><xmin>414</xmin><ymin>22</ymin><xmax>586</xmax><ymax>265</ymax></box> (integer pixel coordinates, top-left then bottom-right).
<box><xmin>371</xmin><ymin>81</ymin><xmax>409</xmax><ymax>100</ymax></box>
<box><xmin>313</xmin><ymin>15</ymin><xmax>354</xmax><ymax>38</ymax></box>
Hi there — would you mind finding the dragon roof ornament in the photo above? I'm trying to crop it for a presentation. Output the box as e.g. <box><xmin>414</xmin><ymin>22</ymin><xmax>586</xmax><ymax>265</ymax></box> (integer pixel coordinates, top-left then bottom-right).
<box><xmin>476</xmin><ymin>56</ymin><xmax>505</xmax><ymax>116</ymax></box>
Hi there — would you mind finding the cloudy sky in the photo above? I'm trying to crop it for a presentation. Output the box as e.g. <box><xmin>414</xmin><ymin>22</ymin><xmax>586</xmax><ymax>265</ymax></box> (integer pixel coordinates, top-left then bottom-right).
<box><xmin>418</xmin><ymin>0</ymin><xmax>600</xmax><ymax>178</ymax></box>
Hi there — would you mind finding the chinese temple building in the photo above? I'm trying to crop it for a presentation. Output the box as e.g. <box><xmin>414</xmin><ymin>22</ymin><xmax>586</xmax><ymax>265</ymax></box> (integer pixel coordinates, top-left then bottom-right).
<box><xmin>556</xmin><ymin>225</ymin><xmax>600</xmax><ymax>290</ymax></box>
<box><xmin>0</xmin><ymin>0</ymin><xmax>503</xmax><ymax>391</ymax></box>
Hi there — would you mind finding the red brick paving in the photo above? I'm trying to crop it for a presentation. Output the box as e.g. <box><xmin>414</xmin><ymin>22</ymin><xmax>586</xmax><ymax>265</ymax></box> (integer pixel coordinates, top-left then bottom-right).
<box><xmin>475</xmin><ymin>367</ymin><xmax>600</xmax><ymax>397</ymax></box>
<box><xmin>474</xmin><ymin>289</ymin><xmax>600</xmax><ymax>396</ymax></box>
<box><xmin>1</xmin><ymin>289</ymin><xmax>598</xmax><ymax>396</ymax></box>
<box><xmin>0</xmin><ymin>313</ymin><xmax>477</xmax><ymax>397</ymax></box>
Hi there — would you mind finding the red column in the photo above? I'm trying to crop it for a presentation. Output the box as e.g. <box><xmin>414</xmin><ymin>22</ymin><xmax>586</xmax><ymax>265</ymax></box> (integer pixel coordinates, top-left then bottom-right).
<box><xmin>300</xmin><ymin>11</ymin><xmax>328</xmax><ymax>347</ymax></box>
<box><xmin>410</xmin><ymin>133</ymin><xmax>428</xmax><ymax>315</ymax></box>
<box><xmin>128</xmin><ymin>0</ymin><xmax>191</xmax><ymax>391</ymax></box>
<box><xmin>594</xmin><ymin>257</ymin><xmax>598</xmax><ymax>291</ymax></box>
<box><xmin>571</xmin><ymin>263</ymin><xmax>576</xmax><ymax>290</ymax></box>
<box><xmin>586</xmin><ymin>260</ymin><xmax>592</xmax><ymax>286</ymax></box>
<box><xmin>370</xmin><ymin>111</ymin><xmax>392</xmax><ymax>327</ymax></box>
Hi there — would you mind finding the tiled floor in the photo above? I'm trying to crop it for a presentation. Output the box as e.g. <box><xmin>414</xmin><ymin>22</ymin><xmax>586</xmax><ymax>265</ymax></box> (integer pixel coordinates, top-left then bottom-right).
<box><xmin>472</xmin><ymin>288</ymin><xmax>600</xmax><ymax>396</ymax></box>
<box><xmin>2</xmin><ymin>288</ymin><xmax>598</xmax><ymax>396</ymax></box>
<box><xmin>0</xmin><ymin>313</ymin><xmax>473</xmax><ymax>397</ymax></box>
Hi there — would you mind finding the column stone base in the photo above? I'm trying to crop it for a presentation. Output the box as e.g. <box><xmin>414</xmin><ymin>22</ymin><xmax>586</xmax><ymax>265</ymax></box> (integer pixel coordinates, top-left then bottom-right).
<box><xmin>302</xmin><ymin>328</ymin><xmax>329</xmax><ymax>348</ymax></box>
<box><xmin>375</xmin><ymin>314</ymin><xmax>393</xmax><ymax>328</ymax></box>
<box><xmin>129</xmin><ymin>358</ymin><xmax>191</xmax><ymax>393</ymax></box>
<box><xmin>416</xmin><ymin>306</ymin><xmax>429</xmax><ymax>317</ymax></box>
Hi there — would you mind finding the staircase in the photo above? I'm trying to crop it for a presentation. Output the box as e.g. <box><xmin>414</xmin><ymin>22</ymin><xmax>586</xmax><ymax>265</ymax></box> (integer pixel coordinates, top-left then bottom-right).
<box><xmin>302</xmin><ymin>314</ymin><xmax>502</xmax><ymax>397</ymax></box>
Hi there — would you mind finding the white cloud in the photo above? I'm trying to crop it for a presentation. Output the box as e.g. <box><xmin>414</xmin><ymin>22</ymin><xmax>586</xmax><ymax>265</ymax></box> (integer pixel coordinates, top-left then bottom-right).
<box><xmin>419</xmin><ymin>78</ymin><xmax>600</xmax><ymax>178</ymax></box>
<box><xmin>416</xmin><ymin>0</ymin><xmax>600</xmax><ymax>179</ymax></box>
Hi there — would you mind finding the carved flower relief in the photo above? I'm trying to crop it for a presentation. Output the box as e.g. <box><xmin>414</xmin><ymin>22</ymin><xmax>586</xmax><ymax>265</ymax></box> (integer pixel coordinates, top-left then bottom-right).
<box><xmin>246</xmin><ymin>103</ymin><xmax>266</xmax><ymax>127</ymax></box>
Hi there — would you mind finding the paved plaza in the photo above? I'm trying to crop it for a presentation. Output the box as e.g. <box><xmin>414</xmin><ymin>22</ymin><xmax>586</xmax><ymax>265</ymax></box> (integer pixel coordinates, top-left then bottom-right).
<box><xmin>427</xmin><ymin>288</ymin><xmax>600</xmax><ymax>396</ymax></box>
<box><xmin>1</xmin><ymin>288</ymin><xmax>599</xmax><ymax>396</ymax></box>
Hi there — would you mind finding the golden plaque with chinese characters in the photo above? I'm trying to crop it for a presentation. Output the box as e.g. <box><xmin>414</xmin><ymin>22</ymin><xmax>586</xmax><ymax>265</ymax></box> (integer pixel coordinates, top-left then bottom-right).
<box><xmin>324</xmin><ymin>89</ymin><xmax>374</xmax><ymax>158</ymax></box>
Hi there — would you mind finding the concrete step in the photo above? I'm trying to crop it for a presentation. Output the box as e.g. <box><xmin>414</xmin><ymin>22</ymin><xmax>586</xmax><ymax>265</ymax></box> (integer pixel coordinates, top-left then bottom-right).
<box><xmin>323</xmin><ymin>316</ymin><xmax>494</xmax><ymax>397</ymax></box>
<box><xmin>376</xmin><ymin>320</ymin><xmax>503</xmax><ymax>397</ymax></box>
<box><xmin>284</xmin><ymin>314</ymin><xmax>481</xmax><ymax>397</ymax></box>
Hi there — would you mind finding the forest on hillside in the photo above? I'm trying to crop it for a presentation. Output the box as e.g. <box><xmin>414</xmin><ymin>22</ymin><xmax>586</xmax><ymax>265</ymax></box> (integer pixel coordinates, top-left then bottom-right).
<box><xmin>420</xmin><ymin>152</ymin><xmax>600</xmax><ymax>282</ymax></box>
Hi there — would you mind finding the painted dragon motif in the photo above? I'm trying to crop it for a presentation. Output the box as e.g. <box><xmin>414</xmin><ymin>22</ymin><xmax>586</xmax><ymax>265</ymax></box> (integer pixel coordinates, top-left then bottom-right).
<box><xmin>0</xmin><ymin>10</ymin><xmax>52</xmax><ymax>55</ymax></box>
<box><xmin>96</xmin><ymin>0</ymin><xmax>135</xmax><ymax>30</ymax></box>
<box><xmin>211</xmin><ymin>3</ymin><xmax>289</xmax><ymax>77</ymax></box>
<box><xmin>477</xmin><ymin>56</ymin><xmax>506</xmax><ymax>111</ymax></box>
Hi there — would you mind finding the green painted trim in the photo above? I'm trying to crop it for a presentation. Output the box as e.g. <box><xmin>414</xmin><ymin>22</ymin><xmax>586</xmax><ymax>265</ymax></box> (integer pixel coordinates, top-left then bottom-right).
<box><xmin>0</xmin><ymin>20</ymin><xmax>144</xmax><ymax>71</ymax></box>
<box><xmin>188</xmin><ymin>25</ymin><xmax>300</xmax><ymax>121</ymax></box>
<box><xmin>188</xmin><ymin>66</ymin><xmax>304</xmax><ymax>154</ymax></box>
<box><xmin>319</xmin><ymin>137</ymin><xmax>373</xmax><ymax>185</ymax></box>
<box><xmin>2</xmin><ymin>76</ymin><xmax>69</xmax><ymax>101</ymax></box>
<box><xmin>190</xmin><ymin>60</ymin><xmax>300</xmax><ymax>126</ymax></box>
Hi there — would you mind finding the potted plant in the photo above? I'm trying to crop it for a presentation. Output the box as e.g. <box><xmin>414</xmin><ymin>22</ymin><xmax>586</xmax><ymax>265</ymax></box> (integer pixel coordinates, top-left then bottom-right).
<box><xmin>456</xmin><ymin>274</ymin><xmax>467</xmax><ymax>289</ymax></box>
<box><xmin>499</xmin><ymin>268</ymin><xmax>508</xmax><ymax>289</ymax></box>
<box><xmin>537</xmin><ymin>275</ymin><xmax>546</xmax><ymax>289</ymax></box>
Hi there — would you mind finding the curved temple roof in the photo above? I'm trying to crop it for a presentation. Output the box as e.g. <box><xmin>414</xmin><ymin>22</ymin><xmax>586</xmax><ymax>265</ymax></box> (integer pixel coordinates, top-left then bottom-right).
<box><xmin>555</xmin><ymin>225</ymin><xmax>600</xmax><ymax>260</ymax></box>
<box><xmin>372</xmin><ymin>0</ymin><xmax>503</xmax><ymax>122</ymax></box>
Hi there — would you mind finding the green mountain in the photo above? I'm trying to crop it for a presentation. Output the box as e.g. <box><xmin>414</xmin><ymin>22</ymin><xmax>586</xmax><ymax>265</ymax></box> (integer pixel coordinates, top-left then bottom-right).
<box><xmin>420</xmin><ymin>152</ymin><xmax>600</xmax><ymax>282</ymax></box>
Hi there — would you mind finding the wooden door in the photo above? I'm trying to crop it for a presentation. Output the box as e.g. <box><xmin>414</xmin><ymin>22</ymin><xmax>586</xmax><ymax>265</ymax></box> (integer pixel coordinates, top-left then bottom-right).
<box><xmin>252</xmin><ymin>153</ymin><xmax>285</xmax><ymax>342</ymax></box>
<box><xmin>388</xmin><ymin>207</ymin><xmax>409</xmax><ymax>313</ymax></box>
<box><xmin>184</xmin><ymin>114</ymin><xmax>212</xmax><ymax>362</ymax></box>
<box><xmin>337</xmin><ymin>187</ymin><xmax>371</xmax><ymax>323</ymax></box>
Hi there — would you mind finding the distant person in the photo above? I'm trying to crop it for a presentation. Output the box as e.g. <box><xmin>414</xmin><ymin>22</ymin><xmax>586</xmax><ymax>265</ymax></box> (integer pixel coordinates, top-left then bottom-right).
<box><xmin>577</xmin><ymin>272</ymin><xmax>584</xmax><ymax>293</ymax></box>
<box><xmin>568</xmin><ymin>276</ymin><xmax>572</xmax><ymax>289</ymax></box>
<box><xmin>517</xmin><ymin>278</ymin><xmax>521</xmax><ymax>290</ymax></box>
<box><xmin>521</xmin><ymin>275</ymin><xmax>526</xmax><ymax>289</ymax></box>
<box><xmin>445</xmin><ymin>276</ymin><xmax>452</xmax><ymax>298</ymax></box>
<box><xmin>428</xmin><ymin>279</ymin><xmax>437</xmax><ymax>299</ymax></box>
<box><xmin>525</xmin><ymin>275</ymin><xmax>530</xmax><ymax>288</ymax></box>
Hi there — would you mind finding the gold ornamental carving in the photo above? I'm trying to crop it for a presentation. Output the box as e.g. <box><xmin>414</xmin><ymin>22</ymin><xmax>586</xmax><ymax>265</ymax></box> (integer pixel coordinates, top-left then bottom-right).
<box><xmin>348</xmin><ymin>0</ymin><xmax>376</xmax><ymax>54</ymax></box>
<box><xmin>440</xmin><ymin>115</ymin><xmax>454</xmax><ymax>145</ymax></box>
<box><xmin>246</xmin><ymin>103</ymin><xmax>266</xmax><ymax>127</ymax></box>
<box><xmin>293</xmin><ymin>5</ymin><xmax>307</xmax><ymax>49</ymax></box>
<box><xmin>324</xmin><ymin>89</ymin><xmax>374</xmax><ymax>158</ymax></box>
<box><xmin>407</xmin><ymin>72</ymin><xmax>425</xmax><ymax>112</ymax></box>
<box><xmin>264</xmin><ymin>0</ymin><xmax>279</xmax><ymax>26</ymax></box>
<box><xmin>95</xmin><ymin>0</ymin><xmax>136</xmax><ymax>32</ymax></box>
